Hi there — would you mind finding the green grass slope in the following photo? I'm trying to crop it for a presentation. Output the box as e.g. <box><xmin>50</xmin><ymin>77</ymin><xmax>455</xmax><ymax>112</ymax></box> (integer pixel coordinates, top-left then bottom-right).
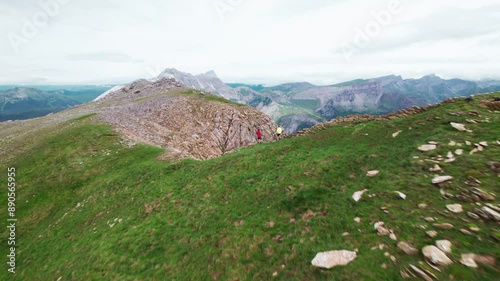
<box><xmin>1</xmin><ymin>93</ymin><xmax>499</xmax><ymax>280</ymax></box>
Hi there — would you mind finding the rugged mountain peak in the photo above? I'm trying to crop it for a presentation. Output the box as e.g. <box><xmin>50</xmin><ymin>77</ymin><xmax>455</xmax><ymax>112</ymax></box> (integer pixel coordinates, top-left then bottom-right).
<box><xmin>158</xmin><ymin>68</ymin><xmax>186</xmax><ymax>79</ymax></box>
<box><xmin>154</xmin><ymin>68</ymin><xmax>241</xmax><ymax>100</ymax></box>
<box><xmin>422</xmin><ymin>73</ymin><xmax>441</xmax><ymax>80</ymax></box>
<box><xmin>370</xmin><ymin>74</ymin><xmax>404</xmax><ymax>85</ymax></box>
<box><xmin>200</xmin><ymin>70</ymin><xmax>218</xmax><ymax>78</ymax></box>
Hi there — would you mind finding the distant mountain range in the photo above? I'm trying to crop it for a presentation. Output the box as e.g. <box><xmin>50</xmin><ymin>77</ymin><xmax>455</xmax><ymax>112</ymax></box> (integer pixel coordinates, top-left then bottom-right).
<box><xmin>3</xmin><ymin>71</ymin><xmax>500</xmax><ymax>131</ymax></box>
<box><xmin>157</xmin><ymin>69</ymin><xmax>500</xmax><ymax>132</ymax></box>
<box><xmin>0</xmin><ymin>86</ymin><xmax>112</xmax><ymax>121</ymax></box>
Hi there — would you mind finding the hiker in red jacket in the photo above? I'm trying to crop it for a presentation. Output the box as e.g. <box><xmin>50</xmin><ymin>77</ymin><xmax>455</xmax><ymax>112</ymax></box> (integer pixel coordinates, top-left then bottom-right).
<box><xmin>256</xmin><ymin>129</ymin><xmax>263</xmax><ymax>143</ymax></box>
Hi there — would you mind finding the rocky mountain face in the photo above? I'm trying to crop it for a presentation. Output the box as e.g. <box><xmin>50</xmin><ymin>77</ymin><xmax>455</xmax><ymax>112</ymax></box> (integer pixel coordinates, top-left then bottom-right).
<box><xmin>0</xmin><ymin>87</ymin><xmax>80</xmax><ymax>121</ymax></box>
<box><xmin>277</xmin><ymin>114</ymin><xmax>319</xmax><ymax>133</ymax></box>
<box><xmin>295</xmin><ymin>74</ymin><xmax>500</xmax><ymax>121</ymax></box>
<box><xmin>94</xmin><ymin>77</ymin><xmax>276</xmax><ymax>160</ymax></box>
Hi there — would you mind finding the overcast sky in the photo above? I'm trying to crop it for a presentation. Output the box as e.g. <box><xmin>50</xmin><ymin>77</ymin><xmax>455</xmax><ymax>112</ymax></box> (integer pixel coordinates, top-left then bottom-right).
<box><xmin>1</xmin><ymin>0</ymin><xmax>499</xmax><ymax>85</ymax></box>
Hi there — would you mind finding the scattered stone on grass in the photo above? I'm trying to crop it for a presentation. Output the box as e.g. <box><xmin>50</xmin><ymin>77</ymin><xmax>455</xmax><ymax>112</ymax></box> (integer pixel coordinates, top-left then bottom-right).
<box><xmin>435</xmin><ymin>240</ymin><xmax>452</xmax><ymax>253</ymax></box>
<box><xmin>395</xmin><ymin>191</ymin><xmax>406</xmax><ymax>200</ymax></box>
<box><xmin>460</xmin><ymin>254</ymin><xmax>478</xmax><ymax>268</ymax></box>
<box><xmin>433</xmin><ymin>223</ymin><xmax>454</xmax><ymax>230</ymax></box>
<box><xmin>422</xmin><ymin>245</ymin><xmax>453</xmax><ymax>266</ymax></box>
<box><xmin>486</xmin><ymin>203</ymin><xmax>500</xmax><ymax>212</ymax></box>
<box><xmin>352</xmin><ymin>189</ymin><xmax>368</xmax><ymax>202</ymax></box>
<box><xmin>418</xmin><ymin>144</ymin><xmax>437</xmax><ymax>152</ymax></box>
<box><xmin>450</xmin><ymin>122</ymin><xmax>472</xmax><ymax>132</ymax></box>
<box><xmin>397</xmin><ymin>242</ymin><xmax>418</xmax><ymax>255</ymax></box>
<box><xmin>429</xmin><ymin>164</ymin><xmax>441</xmax><ymax>172</ymax></box>
<box><xmin>471</xmin><ymin>188</ymin><xmax>495</xmax><ymax>201</ymax></box>
<box><xmin>446</xmin><ymin>204</ymin><xmax>463</xmax><ymax>213</ymax></box>
<box><xmin>426</xmin><ymin>231</ymin><xmax>438</xmax><ymax>238</ymax></box>
<box><xmin>374</xmin><ymin>221</ymin><xmax>390</xmax><ymax>236</ymax></box>
<box><xmin>432</xmin><ymin>176</ymin><xmax>453</xmax><ymax>184</ymax></box>
<box><xmin>469</xmin><ymin>227</ymin><xmax>480</xmax><ymax>232</ymax></box>
<box><xmin>311</xmin><ymin>250</ymin><xmax>357</xmax><ymax>269</ymax></box>
<box><xmin>409</xmin><ymin>265</ymin><xmax>433</xmax><ymax>281</ymax></box>
<box><xmin>473</xmin><ymin>255</ymin><xmax>496</xmax><ymax>267</ymax></box>
<box><xmin>390</xmin><ymin>233</ymin><xmax>397</xmax><ymax>241</ymax></box>
<box><xmin>481</xmin><ymin>207</ymin><xmax>500</xmax><ymax>221</ymax></box>
<box><xmin>460</xmin><ymin>229</ymin><xmax>472</xmax><ymax>235</ymax></box>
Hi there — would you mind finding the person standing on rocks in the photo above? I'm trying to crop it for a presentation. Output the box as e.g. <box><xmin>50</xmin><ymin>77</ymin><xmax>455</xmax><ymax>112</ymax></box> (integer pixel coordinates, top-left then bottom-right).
<box><xmin>276</xmin><ymin>125</ymin><xmax>284</xmax><ymax>140</ymax></box>
<box><xmin>256</xmin><ymin>129</ymin><xmax>263</xmax><ymax>143</ymax></box>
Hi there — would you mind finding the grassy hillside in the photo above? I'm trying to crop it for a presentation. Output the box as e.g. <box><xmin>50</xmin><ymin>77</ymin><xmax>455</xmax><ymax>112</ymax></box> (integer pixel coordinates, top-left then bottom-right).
<box><xmin>1</xmin><ymin>93</ymin><xmax>499</xmax><ymax>280</ymax></box>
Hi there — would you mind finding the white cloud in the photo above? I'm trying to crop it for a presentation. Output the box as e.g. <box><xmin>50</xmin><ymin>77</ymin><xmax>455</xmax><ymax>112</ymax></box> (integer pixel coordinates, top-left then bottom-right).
<box><xmin>0</xmin><ymin>0</ymin><xmax>499</xmax><ymax>85</ymax></box>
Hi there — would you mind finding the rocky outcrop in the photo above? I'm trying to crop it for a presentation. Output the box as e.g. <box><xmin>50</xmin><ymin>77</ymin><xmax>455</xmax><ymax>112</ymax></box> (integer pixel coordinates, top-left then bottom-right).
<box><xmin>479</xmin><ymin>99</ymin><xmax>500</xmax><ymax>110</ymax></box>
<box><xmin>97</xmin><ymin>78</ymin><xmax>276</xmax><ymax>160</ymax></box>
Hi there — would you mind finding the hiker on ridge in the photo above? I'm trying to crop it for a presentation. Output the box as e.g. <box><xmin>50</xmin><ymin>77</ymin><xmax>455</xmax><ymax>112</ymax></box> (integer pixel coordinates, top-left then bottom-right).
<box><xmin>276</xmin><ymin>125</ymin><xmax>284</xmax><ymax>140</ymax></box>
<box><xmin>256</xmin><ymin>129</ymin><xmax>263</xmax><ymax>143</ymax></box>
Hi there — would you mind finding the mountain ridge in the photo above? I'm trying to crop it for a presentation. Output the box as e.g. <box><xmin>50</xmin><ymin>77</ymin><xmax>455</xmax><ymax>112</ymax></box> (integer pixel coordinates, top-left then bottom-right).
<box><xmin>143</xmin><ymin>68</ymin><xmax>500</xmax><ymax>134</ymax></box>
<box><xmin>0</xmin><ymin>87</ymin><xmax>81</xmax><ymax>122</ymax></box>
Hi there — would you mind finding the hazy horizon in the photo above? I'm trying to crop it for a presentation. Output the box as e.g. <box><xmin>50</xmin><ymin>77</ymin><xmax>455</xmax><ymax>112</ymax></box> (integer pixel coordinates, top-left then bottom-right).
<box><xmin>1</xmin><ymin>72</ymin><xmax>500</xmax><ymax>89</ymax></box>
<box><xmin>1</xmin><ymin>0</ymin><xmax>499</xmax><ymax>85</ymax></box>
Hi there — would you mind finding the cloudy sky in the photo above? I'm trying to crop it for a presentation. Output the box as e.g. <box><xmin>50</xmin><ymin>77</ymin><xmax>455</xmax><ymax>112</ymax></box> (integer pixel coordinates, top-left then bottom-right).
<box><xmin>1</xmin><ymin>0</ymin><xmax>499</xmax><ymax>85</ymax></box>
